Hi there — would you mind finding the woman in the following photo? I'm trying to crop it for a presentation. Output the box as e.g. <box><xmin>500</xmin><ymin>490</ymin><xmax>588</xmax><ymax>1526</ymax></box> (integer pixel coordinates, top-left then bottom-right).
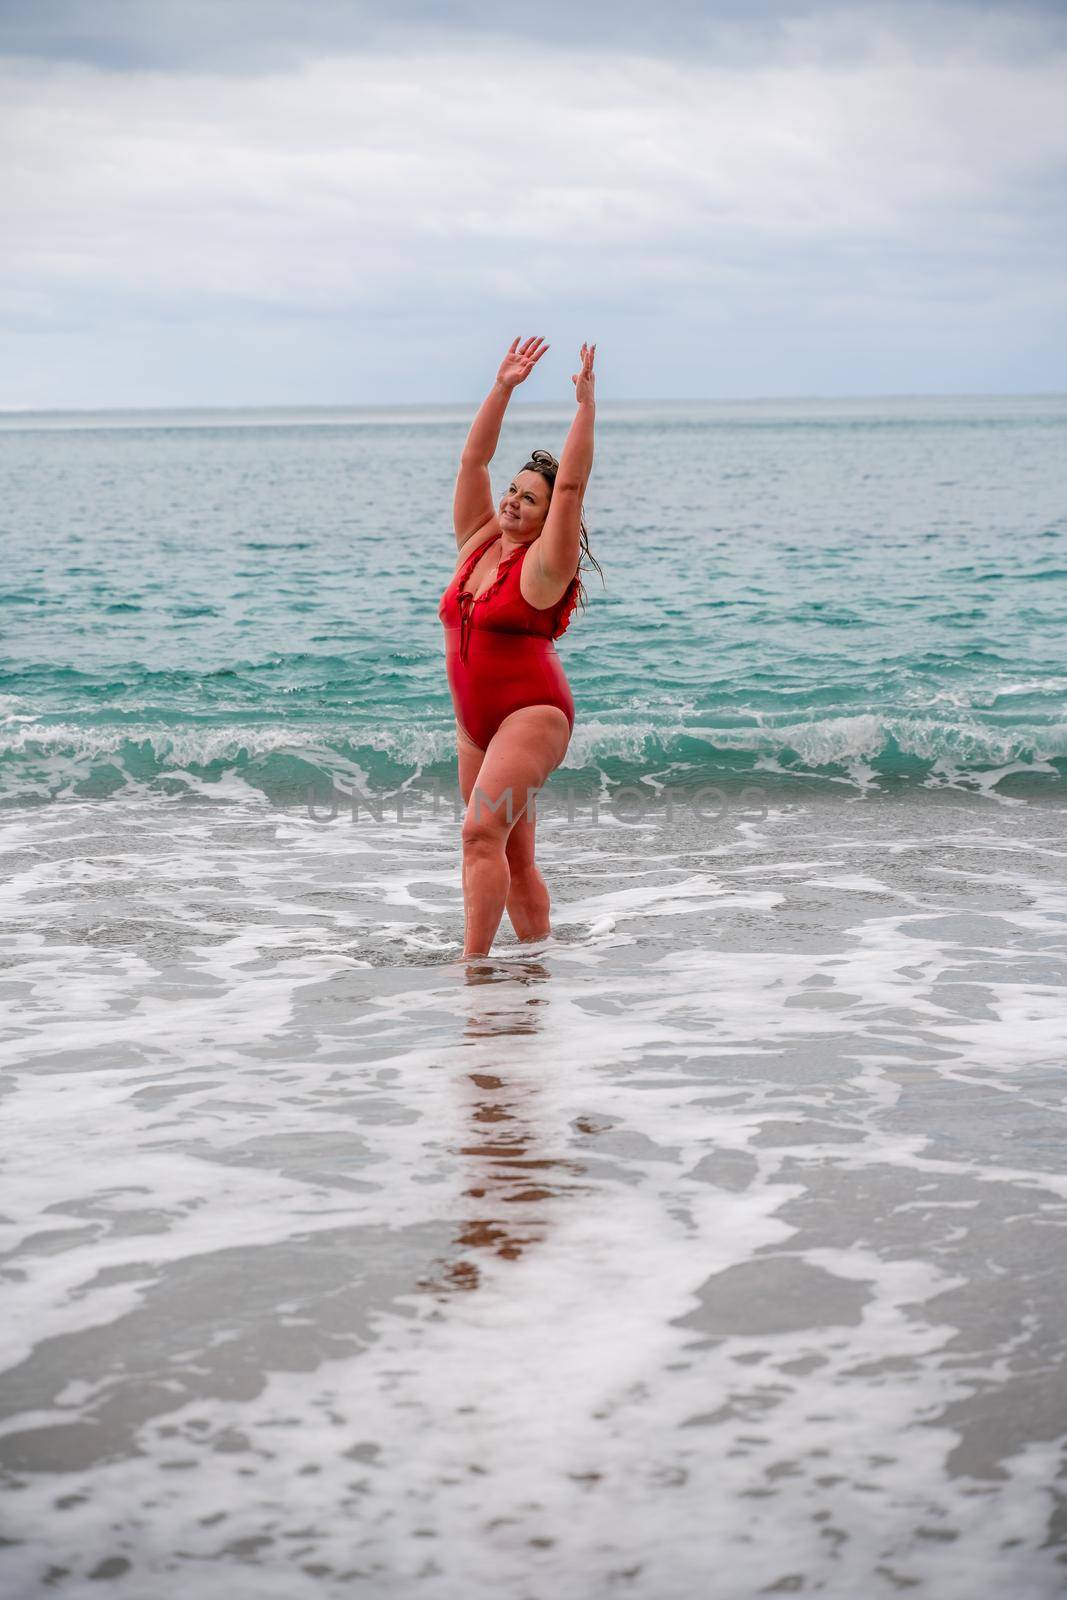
<box><xmin>439</xmin><ymin>336</ymin><xmax>600</xmax><ymax>960</ymax></box>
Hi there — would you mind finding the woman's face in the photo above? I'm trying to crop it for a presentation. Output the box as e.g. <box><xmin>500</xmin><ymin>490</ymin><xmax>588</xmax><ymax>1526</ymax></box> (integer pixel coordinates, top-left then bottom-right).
<box><xmin>499</xmin><ymin>469</ymin><xmax>551</xmax><ymax>540</ymax></box>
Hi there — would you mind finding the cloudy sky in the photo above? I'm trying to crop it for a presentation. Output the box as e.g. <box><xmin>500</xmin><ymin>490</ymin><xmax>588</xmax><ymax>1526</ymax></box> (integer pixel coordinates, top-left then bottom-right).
<box><xmin>2</xmin><ymin>0</ymin><xmax>1065</xmax><ymax>407</ymax></box>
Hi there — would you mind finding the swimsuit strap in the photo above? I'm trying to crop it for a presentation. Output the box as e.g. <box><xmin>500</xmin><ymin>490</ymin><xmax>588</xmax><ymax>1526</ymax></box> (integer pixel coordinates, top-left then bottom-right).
<box><xmin>457</xmin><ymin>590</ymin><xmax>475</xmax><ymax>665</ymax></box>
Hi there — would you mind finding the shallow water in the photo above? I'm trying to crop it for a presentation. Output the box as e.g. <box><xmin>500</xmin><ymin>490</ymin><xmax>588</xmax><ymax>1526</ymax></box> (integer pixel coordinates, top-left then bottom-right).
<box><xmin>2</xmin><ymin>787</ymin><xmax>1065</xmax><ymax>1597</ymax></box>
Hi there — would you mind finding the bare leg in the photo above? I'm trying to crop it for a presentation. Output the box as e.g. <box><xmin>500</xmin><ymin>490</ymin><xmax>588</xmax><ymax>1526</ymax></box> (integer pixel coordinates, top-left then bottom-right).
<box><xmin>462</xmin><ymin>833</ymin><xmax>511</xmax><ymax>957</ymax></box>
<box><xmin>459</xmin><ymin>706</ymin><xmax>570</xmax><ymax>959</ymax></box>
<box><xmin>505</xmin><ymin>804</ymin><xmax>551</xmax><ymax>941</ymax></box>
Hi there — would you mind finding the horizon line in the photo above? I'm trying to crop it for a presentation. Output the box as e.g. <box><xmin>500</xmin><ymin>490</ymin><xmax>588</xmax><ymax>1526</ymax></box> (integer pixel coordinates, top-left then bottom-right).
<box><xmin>2</xmin><ymin>389</ymin><xmax>1066</xmax><ymax>419</ymax></box>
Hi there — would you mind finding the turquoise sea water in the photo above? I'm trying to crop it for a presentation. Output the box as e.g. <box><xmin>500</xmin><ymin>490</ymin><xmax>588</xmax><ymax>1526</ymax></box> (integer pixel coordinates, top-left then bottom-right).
<box><xmin>2</xmin><ymin>395</ymin><xmax>1065</xmax><ymax>805</ymax></box>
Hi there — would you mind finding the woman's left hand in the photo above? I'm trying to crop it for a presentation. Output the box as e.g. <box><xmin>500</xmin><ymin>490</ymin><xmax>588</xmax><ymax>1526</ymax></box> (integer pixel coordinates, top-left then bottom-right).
<box><xmin>572</xmin><ymin>342</ymin><xmax>596</xmax><ymax>406</ymax></box>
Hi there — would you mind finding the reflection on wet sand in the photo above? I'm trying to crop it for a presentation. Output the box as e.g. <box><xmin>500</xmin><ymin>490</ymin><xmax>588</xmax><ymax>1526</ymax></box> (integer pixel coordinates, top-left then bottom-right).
<box><xmin>420</xmin><ymin>960</ymin><xmax>591</xmax><ymax>1294</ymax></box>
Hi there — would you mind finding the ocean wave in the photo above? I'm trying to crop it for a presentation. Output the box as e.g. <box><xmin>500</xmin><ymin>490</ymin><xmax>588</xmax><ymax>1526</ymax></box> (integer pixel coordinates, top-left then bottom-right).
<box><xmin>2</xmin><ymin>711</ymin><xmax>1065</xmax><ymax>805</ymax></box>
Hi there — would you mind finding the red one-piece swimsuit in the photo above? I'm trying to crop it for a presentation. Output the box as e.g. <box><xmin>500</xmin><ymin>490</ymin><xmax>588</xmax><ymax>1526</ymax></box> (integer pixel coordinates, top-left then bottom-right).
<box><xmin>438</xmin><ymin>533</ymin><xmax>581</xmax><ymax>750</ymax></box>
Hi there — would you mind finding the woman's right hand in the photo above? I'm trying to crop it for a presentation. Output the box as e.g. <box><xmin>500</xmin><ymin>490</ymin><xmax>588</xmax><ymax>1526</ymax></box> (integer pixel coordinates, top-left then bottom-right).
<box><xmin>572</xmin><ymin>341</ymin><xmax>596</xmax><ymax>406</ymax></box>
<box><xmin>496</xmin><ymin>335</ymin><xmax>549</xmax><ymax>392</ymax></box>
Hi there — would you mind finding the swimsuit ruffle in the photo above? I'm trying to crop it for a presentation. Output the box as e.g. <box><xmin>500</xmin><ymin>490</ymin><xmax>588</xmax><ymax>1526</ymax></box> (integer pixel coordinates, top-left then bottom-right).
<box><xmin>467</xmin><ymin>542</ymin><xmax>525</xmax><ymax>608</ymax></box>
<box><xmin>552</xmin><ymin>577</ymin><xmax>581</xmax><ymax>639</ymax></box>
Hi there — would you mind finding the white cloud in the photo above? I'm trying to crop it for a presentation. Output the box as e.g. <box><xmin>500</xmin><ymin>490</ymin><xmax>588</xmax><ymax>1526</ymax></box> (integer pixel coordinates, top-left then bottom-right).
<box><xmin>1</xmin><ymin>8</ymin><xmax>1065</xmax><ymax>403</ymax></box>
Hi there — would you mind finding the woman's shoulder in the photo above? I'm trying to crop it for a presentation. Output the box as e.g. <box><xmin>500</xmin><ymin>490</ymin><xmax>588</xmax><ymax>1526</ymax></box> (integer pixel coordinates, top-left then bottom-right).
<box><xmin>518</xmin><ymin>536</ymin><xmax>579</xmax><ymax>612</ymax></box>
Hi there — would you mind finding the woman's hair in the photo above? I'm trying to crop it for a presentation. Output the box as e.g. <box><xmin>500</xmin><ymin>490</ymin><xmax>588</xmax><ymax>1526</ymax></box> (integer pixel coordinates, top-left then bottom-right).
<box><xmin>520</xmin><ymin>448</ymin><xmax>604</xmax><ymax>614</ymax></box>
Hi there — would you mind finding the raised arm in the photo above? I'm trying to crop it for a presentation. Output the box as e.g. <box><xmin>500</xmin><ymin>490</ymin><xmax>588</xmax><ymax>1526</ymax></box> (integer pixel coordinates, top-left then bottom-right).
<box><xmin>538</xmin><ymin>342</ymin><xmax>596</xmax><ymax>584</ymax></box>
<box><xmin>454</xmin><ymin>336</ymin><xmax>549</xmax><ymax>548</ymax></box>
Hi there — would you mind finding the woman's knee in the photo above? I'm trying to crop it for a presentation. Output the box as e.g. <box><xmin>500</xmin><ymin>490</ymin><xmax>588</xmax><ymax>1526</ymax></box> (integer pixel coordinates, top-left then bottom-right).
<box><xmin>465</xmin><ymin>780</ymin><xmax>535</xmax><ymax>835</ymax></box>
<box><xmin>461</xmin><ymin>811</ymin><xmax>508</xmax><ymax>853</ymax></box>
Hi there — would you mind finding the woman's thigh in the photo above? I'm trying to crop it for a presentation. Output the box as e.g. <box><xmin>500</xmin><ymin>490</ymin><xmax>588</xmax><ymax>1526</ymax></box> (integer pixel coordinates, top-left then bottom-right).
<box><xmin>456</xmin><ymin>721</ymin><xmax>485</xmax><ymax>806</ymax></box>
<box><xmin>457</xmin><ymin>718</ymin><xmax>535</xmax><ymax>869</ymax></box>
<box><xmin>465</xmin><ymin>705</ymin><xmax>571</xmax><ymax>840</ymax></box>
